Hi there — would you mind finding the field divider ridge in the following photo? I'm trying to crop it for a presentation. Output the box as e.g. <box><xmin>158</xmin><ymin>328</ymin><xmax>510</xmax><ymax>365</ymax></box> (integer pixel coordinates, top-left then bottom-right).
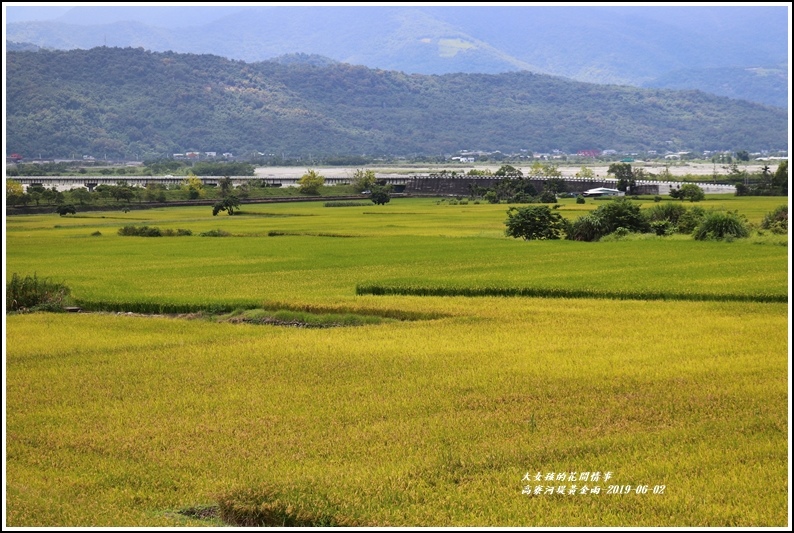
<box><xmin>354</xmin><ymin>284</ymin><xmax>787</xmax><ymax>303</ymax></box>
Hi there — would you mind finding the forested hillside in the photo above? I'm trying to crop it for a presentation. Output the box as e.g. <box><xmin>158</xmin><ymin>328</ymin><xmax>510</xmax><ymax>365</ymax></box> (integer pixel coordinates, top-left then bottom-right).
<box><xmin>6</xmin><ymin>47</ymin><xmax>788</xmax><ymax>159</ymax></box>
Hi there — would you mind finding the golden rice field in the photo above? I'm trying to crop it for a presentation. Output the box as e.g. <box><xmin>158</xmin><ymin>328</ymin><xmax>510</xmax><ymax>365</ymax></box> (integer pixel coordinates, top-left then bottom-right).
<box><xmin>4</xmin><ymin>195</ymin><xmax>790</xmax><ymax>527</ymax></box>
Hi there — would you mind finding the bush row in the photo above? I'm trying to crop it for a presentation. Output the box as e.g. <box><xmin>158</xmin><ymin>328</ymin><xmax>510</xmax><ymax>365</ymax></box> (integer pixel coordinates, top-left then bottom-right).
<box><xmin>323</xmin><ymin>201</ymin><xmax>370</xmax><ymax>207</ymax></box>
<box><xmin>505</xmin><ymin>199</ymin><xmax>773</xmax><ymax>242</ymax></box>
<box><xmin>118</xmin><ymin>225</ymin><xmax>192</xmax><ymax>237</ymax></box>
<box><xmin>355</xmin><ymin>284</ymin><xmax>787</xmax><ymax>303</ymax></box>
<box><xmin>73</xmin><ymin>300</ymin><xmax>255</xmax><ymax>314</ymax></box>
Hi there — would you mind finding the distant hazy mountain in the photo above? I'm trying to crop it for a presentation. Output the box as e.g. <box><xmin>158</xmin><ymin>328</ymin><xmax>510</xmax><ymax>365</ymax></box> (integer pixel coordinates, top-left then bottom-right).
<box><xmin>6</xmin><ymin>47</ymin><xmax>786</xmax><ymax>160</ymax></box>
<box><xmin>5</xmin><ymin>5</ymin><xmax>788</xmax><ymax>108</ymax></box>
<box><xmin>643</xmin><ymin>66</ymin><xmax>789</xmax><ymax>110</ymax></box>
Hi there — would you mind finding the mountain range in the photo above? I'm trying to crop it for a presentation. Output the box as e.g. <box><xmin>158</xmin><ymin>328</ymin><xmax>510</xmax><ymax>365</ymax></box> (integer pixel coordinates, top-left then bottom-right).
<box><xmin>5</xmin><ymin>5</ymin><xmax>789</xmax><ymax>109</ymax></box>
<box><xmin>5</xmin><ymin>47</ymin><xmax>787</xmax><ymax>160</ymax></box>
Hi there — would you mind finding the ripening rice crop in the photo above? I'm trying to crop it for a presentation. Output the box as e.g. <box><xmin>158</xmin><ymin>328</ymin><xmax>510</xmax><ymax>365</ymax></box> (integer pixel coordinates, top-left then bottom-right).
<box><xmin>4</xmin><ymin>196</ymin><xmax>789</xmax><ymax>527</ymax></box>
<box><xmin>5</xmin><ymin>297</ymin><xmax>788</xmax><ymax>527</ymax></box>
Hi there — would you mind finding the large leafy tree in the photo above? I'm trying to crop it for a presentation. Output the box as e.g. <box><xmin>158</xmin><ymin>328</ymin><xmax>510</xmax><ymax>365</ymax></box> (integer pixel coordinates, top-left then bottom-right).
<box><xmin>591</xmin><ymin>197</ymin><xmax>650</xmax><ymax>234</ymax></box>
<box><xmin>608</xmin><ymin>163</ymin><xmax>635</xmax><ymax>193</ymax></box>
<box><xmin>504</xmin><ymin>205</ymin><xmax>568</xmax><ymax>240</ymax></box>
<box><xmin>182</xmin><ymin>175</ymin><xmax>204</xmax><ymax>199</ymax></box>
<box><xmin>5</xmin><ymin>179</ymin><xmax>25</xmax><ymax>206</ymax></box>
<box><xmin>212</xmin><ymin>195</ymin><xmax>240</xmax><ymax>216</ymax></box>
<box><xmin>6</xmin><ymin>179</ymin><xmax>23</xmax><ymax>198</ymax></box>
<box><xmin>675</xmin><ymin>183</ymin><xmax>705</xmax><ymax>202</ymax></box>
<box><xmin>351</xmin><ymin>169</ymin><xmax>377</xmax><ymax>193</ymax></box>
<box><xmin>218</xmin><ymin>176</ymin><xmax>234</xmax><ymax>197</ymax></box>
<box><xmin>494</xmin><ymin>165</ymin><xmax>522</xmax><ymax>177</ymax></box>
<box><xmin>369</xmin><ymin>185</ymin><xmax>392</xmax><ymax>205</ymax></box>
<box><xmin>297</xmin><ymin>169</ymin><xmax>325</xmax><ymax>194</ymax></box>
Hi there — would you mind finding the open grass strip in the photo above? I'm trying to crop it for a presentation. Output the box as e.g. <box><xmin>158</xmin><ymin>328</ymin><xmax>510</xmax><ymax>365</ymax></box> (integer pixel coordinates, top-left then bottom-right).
<box><xmin>355</xmin><ymin>284</ymin><xmax>787</xmax><ymax>303</ymax></box>
<box><xmin>222</xmin><ymin>309</ymin><xmax>392</xmax><ymax>328</ymax></box>
<box><xmin>323</xmin><ymin>201</ymin><xmax>370</xmax><ymax>207</ymax></box>
<box><xmin>260</xmin><ymin>301</ymin><xmax>448</xmax><ymax>321</ymax></box>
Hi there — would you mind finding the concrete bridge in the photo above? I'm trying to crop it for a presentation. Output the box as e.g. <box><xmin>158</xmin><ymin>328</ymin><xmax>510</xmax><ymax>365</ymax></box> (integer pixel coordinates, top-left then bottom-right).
<box><xmin>11</xmin><ymin>174</ymin><xmax>413</xmax><ymax>192</ymax></box>
<box><xmin>10</xmin><ymin>174</ymin><xmax>735</xmax><ymax>195</ymax></box>
<box><xmin>403</xmin><ymin>175</ymin><xmax>736</xmax><ymax>196</ymax></box>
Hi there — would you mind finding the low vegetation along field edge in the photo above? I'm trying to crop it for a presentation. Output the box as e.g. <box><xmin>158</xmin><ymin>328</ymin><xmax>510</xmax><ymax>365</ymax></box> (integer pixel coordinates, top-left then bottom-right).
<box><xmin>355</xmin><ymin>284</ymin><xmax>788</xmax><ymax>303</ymax></box>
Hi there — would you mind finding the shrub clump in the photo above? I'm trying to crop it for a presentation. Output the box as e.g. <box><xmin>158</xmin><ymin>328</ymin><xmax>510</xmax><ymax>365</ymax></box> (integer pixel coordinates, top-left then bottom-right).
<box><xmin>760</xmin><ymin>205</ymin><xmax>788</xmax><ymax>234</ymax></box>
<box><xmin>567</xmin><ymin>198</ymin><xmax>649</xmax><ymax>241</ymax></box>
<box><xmin>504</xmin><ymin>205</ymin><xmax>569</xmax><ymax>240</ymax></box>
<box><xmin>323</xmin><ymin>201</ymin><xmax>369</xmax><ymax>207</ymax></box>
<box><xmin>568</xmin><ymin>213</ymin><xmax>608</xmax><ymax>242</ymax></box>
<box><xmin>650</xmin><ymin>220</ymin><xmax>675</xmax><ymax>236</ymax></box>
<box><xmin>645</xmin><ymin>202</ymin><xmax>688</xmax><ymax>226</ymax></box>
<box><xmin>676</xmin><ymin>206</ymin><xmax>707</xmax><ymax>234</ymax></box>
<box><xmin>118</xmin><ymin>225</ymin><xmax>162</xmax><ymax>237</ymax></box>
<box><xmin>693</xmin><ymin>211</ymin><xmax>750</xmax><ymax>241</ymax></box>
<box><xmin>199</xmin><ymin>229</ymin><xmax>231</xmax><ymax>237</ymax></box>
<box><xmin>56</xmin><ymin>204</ymin><xmax>77</xmax><ymax>216</ymax></box>
<box><xmin>6</xmin><ymin>273</ymin><xmax>72</xmax><ymax>313</ymax></box>
<box><xmin>118</xmin><ymin>226</ymin><xmax>192</xmax><ymax>237</ymax></box>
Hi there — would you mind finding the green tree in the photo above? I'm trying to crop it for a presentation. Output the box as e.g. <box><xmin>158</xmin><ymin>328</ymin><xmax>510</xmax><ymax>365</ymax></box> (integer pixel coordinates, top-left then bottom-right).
<box><xmin>298</xmin><ymin>169</ymin><xmax>325</xmax><ymax>194</ymax></box>
<box><xmin>110</xmin><ymin>185</ymin><xmax>134</xmax><ymax>203</ymax></box>
<box><xmin>608</xmin><ymin>163</ymin><xmax>635</xmax><ymax>193</ymax></box>
<box><xmin>494</xmin><ymin>165</ymin><xmax>522</xmax><ymax>177</ymax></box>
<box><xmin>539</xmin><ymin>163</ymin><xmax>562</xmax><ymax>177</ymax></box>
<box><xmin>6</xmin><ymin>179</ymin><xmax>24</xmax><ymax>205</ymax></box>
<box><xmin>575</xmin><ymin>166</ymin><xmax>595</xmax><ymax>178</ymax></box>
<box><xmin>56</xmin><ymin>204</ymin><xmax>77</xmax><ymax>216</ymax></box>
<box><xmin>678</xmin><ymin>183</ymin><xmax>705</xmax><ymax>202</ymax></box>
<box><xmin>351</xmin><ymin>169</ymin><xmax>377</xmax><ymax>192</ymax></box>
<box><xmin>218</xmin><ymin>176</ymin><xmax>234</xmax><ymax>197</ymax></box>
<box><xmin>212</xmin><ymin>195</ymin><xmax>240</xmax><ymax>216</ymax></box>
<box><xmin>539</xmin><ymin>190</ymin><xmax>557</xmax><ymax>203</ymax></box>
<box><xmin>6</xmin><ymin>178</ymin><xmax>23</xmax><ymax>198</ymax></box>
<box><xmin>543</xmin><ymin>178</ymin><xmax>567</xmax><ymax>194</ymax></box>
<box><xmin>41</xmin><ymin>187</ymin><xmax>64</xmax><ymax>206</ymax></box>
<box><xmin>369</xmin><ymin>185</ymin><xmax>392</xmax><ymax>205</ymax></box>
<box><xmin>591</xmin><ymin>197</ymin><xmax>650</xmax><ymax>234</ymax></box>
<box><xmin>505</xmin><ymin>205</ymin><xmax>568</xmax><ymax>240</ymax></box>
<box><xmin>182</xmin><ymin>174</ymin><xmax>204</xmax><ymax>199</ymax></box>
<box><xmin>68</xmin><ymin>187</ymin><xmax>92</xmax><ymax>205</ymax></box>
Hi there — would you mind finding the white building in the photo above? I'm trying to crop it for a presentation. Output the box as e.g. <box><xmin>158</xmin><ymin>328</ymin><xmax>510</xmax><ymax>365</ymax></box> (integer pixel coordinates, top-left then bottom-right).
<box><xmin>582</xmin><ymin>187</ymin><xmax>624</xmax><ymax>197</ymax></box>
